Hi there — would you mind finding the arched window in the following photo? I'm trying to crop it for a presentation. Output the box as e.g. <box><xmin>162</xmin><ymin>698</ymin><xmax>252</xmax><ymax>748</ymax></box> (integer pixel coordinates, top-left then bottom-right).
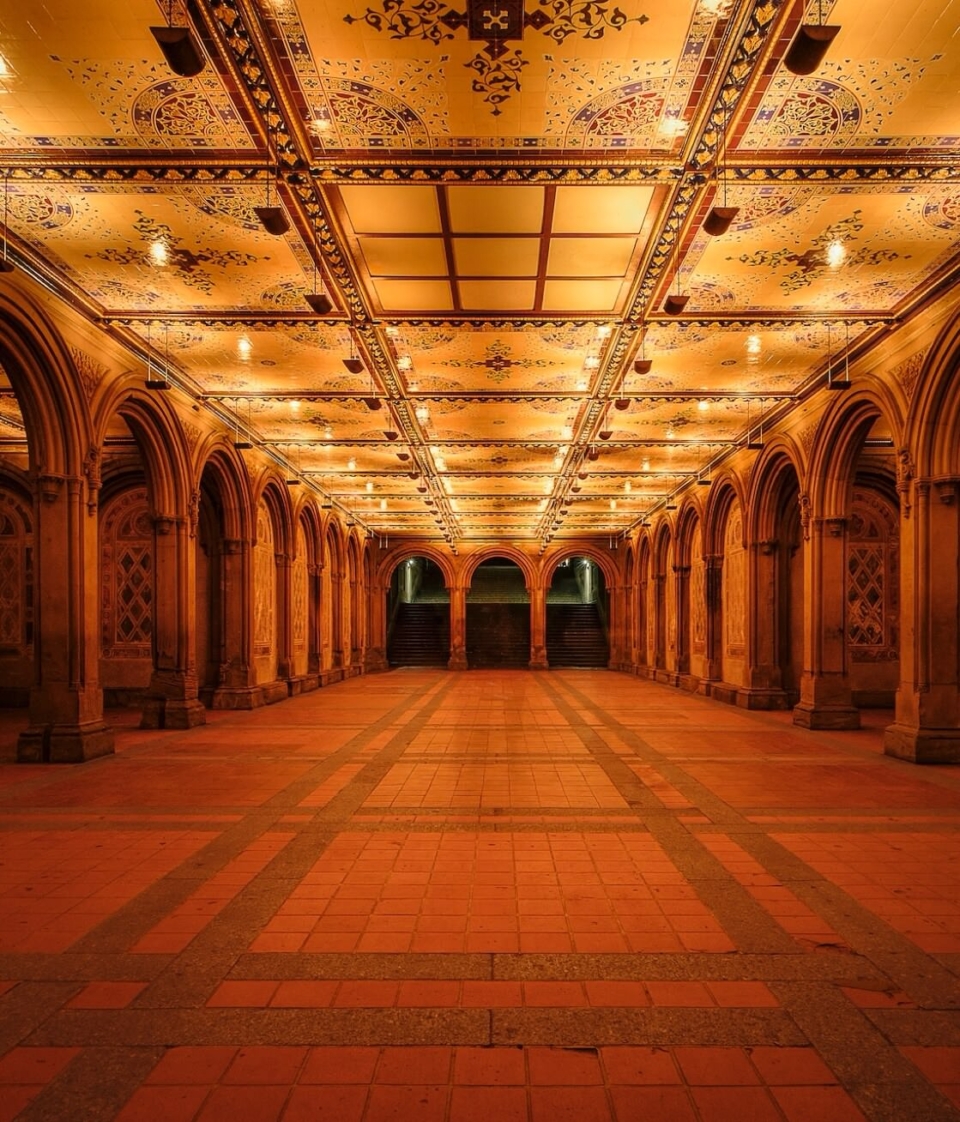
<box><xmin>100</xmin><ymin>487</ymin><xmax>152</xmax><ymax>658</ymax></box>
<box><xmin>0</xmin><ymin>490</ymin><xmax>34</xmax><ymax>654</ymax></box>
<box><xmin>847</xmin><ymin>488</ymin><xmax>898</xmax><ymax>656</ymax></box>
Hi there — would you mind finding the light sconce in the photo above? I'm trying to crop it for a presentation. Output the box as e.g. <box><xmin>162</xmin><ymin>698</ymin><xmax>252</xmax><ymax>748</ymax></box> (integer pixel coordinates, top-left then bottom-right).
<box><xmin>254</xmin><ymin>142</ymin><xmax>290</xmax><ymax>236</ymax></box>
<box><xmin>663</xmin><ymin>247</ymin><xmax>689</xmax><ymax>314</ymax></box>
<box><xmin>703</xmin><ymin>98</ymin><xmax>738</xmax><ymax>236</ymax></box>
<box><xmin>304</xmin><ymin>214</ymin><xmax>332</xmax><ymax>313</ymax></box>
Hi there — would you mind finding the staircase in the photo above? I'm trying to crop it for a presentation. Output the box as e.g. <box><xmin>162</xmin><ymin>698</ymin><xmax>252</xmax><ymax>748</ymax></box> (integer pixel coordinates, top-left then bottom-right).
<box><xmin>388</xmin><ymin>603</ymin><xmax>450</xmax><ymax>667</ymax></box>
<box><xmin>546</xmin><ymin>603</ymin><xmax>609</xmax><ymax>667</ymax></box>
<box><xmin>466</xmin><ymin>603</ymin><xmax>530</xmax><ymax>668</ymax></box>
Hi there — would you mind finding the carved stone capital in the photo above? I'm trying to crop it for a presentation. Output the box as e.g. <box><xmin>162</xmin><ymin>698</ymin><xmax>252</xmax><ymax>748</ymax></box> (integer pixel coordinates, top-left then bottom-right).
<box><xmin>36</xmin><ymin>473</ymin><xmax>64</xmax><ymax>503</ymax></box>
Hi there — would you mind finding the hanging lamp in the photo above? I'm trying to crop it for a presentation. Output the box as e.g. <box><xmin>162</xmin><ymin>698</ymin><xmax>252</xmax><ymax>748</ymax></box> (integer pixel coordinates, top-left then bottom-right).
<box><xmin>150</xmin><ymin>1</ymin><xmax>205</xmax><ymax>77</ymax></box>
<box><xmin>784</xmin><ymin>0</ymin><xmax>840</xmax><ymax>75</ymax></box>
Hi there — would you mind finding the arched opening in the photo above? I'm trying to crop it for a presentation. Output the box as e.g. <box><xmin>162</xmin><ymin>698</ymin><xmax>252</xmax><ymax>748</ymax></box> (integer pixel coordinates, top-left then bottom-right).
<box><xmin>466</xmin><ymin>556</ymin><xmax>529</xmax><ymax>668</ymax></box>
<box><xmin>846</xmin><ymin>418</ymin><xmax>900</xmax><ymax>714</ymax></box>
<box><xmin>0</xmin><ymin>472</ymin><xmax>34</xmax><ymax>717</ymax></box>
<box><xmin>545</xmin><ymin>556</ymin><xmax>609</xmax><ymax>667</ymax></box>
<box><xmin>776</xmin><ymin>465</ymin><xmax>804</xmax><ymax>705</ymax></box>
<box><xmin>196</xmin><ymin>466</ymin><xmax>226</xmax><ymax>703</ymax></box>
<box><xmin>387</xmin><ymin>556</ymin><xmax>450</xmax><ymax>666</ymax></box>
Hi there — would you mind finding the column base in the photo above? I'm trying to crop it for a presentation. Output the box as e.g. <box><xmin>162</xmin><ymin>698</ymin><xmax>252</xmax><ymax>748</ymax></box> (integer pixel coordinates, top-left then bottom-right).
<box><xmin>260</xmin><ymin>680</ymin><xmax>290</xmax><ymax>705</ymax></box>
<box><xmin>17</xmin><ymin>721</ymin><xmax>115</xmax><ymax>763</ymax></box>
<box><xmin>737</xmin><ymin>687</ymin><xmax>791</xmax><ymax>711</ymax></box>
<box><xmin>319</xmin><ymin>668</ymin><xmax>344</xmax><ymax>687</ymax></box>
<box><xmin>884</xmin><ymin>723</ymin><xmax>960</xmax><ymax>764</ymax></box>
<box><xmin>448</xmin><ymin>649</ymin><xmax>468</xmax><ymax>671</ymax></box>
<box><xmin>792</xmin><ymin>702</ymin><xmax>861</xmax><ymax>730</ymax></box>
<box><xmin>140</xmin><ymin>697</ymin><xmax>206</xmax><ymax>730</ymax></box>
<box><xmin>204</xmin><ymin>686</ymin><xmax>266</xmax><ymax>710</ymax></box>
<box><xmin>364</xmin><ymin>649</ymin><xmax>390</xmax><ymax>673</ymax></box>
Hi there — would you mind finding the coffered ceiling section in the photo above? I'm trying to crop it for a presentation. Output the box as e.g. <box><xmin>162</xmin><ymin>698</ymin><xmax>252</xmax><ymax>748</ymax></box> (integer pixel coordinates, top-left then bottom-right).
<box><xmin>0</xmin><ymin>0</ymin><xmax>958</xmax><ymax>546</ymax></box>
<box><xmin>336</xmin><ymin>184</ymin><xmax>658</xmax><ymax>315</ymax></box>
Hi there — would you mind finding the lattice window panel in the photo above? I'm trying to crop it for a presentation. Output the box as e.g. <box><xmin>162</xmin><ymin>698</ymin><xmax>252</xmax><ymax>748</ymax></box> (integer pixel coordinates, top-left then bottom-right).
<box><xmin>691</xmin><ymin>529</ymin><xmax>706</xmax><ymax>652</ymax></box>
<box><xmin>100</xmin><ymin>487</ymin><xmax>152</xmax><ymax>658</ymax></box>
<box><xmin>0</xmin><ymin>499</ymin><xmax>33</xmax><ymax>654</ymax></box>
<box><xmin>847</xmin><ymin>544</ymin><xmax>885</xmax><ymax>646</ymax></box>
<box><xmin>0</xmin><ymin>540</ymin><xmax>21</xmax><ymax>647</ymax></box>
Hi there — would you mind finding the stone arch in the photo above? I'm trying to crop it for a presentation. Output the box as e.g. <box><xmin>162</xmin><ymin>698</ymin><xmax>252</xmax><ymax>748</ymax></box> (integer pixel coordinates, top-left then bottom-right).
<box><xmin>652</xmin><ymin>521</ymin><xmax>673</xmax><ymax>671</ymax></box>
<box><xmin>675</xmin><ymin>499</ymin><xmax>704</xmax><ymax>682</ymax></box>
<box><xmin>636</xmin><ymin>532</ymin><xmax>652</xmax><ymax>669</ymax></box>
<box><xmin>322</xmin><ymin>516</ymin><xmax>346</xmax><ymax>673</ymax></box>
<box><xmin>905</xmin><ymin>316</ymin><xmax>960</xmax><ymax>478</ymax></box>
<box><xmin>539</xmin><ymin>544</ymin><xmax>618</xmax><ymax>588</ymax></box>
<box><xmin>0</xmin><ymin>284</ymin><xmax>89</xmax><ymax>478</ymax></box>
<box><xmin>0</xmin><ymin>468</ymin><xmax>35</xmax><ymax>706</ymax></box>
<box><xmin>704</xmin><ymin>474</ymin><xmax>746</xmax><ymax>556</ymax></box>
<box><xmin>377</xmin><ymin>542</ymin><xmax>456</xmax><ymax>589</ymax></box>
<box><xmin>461</xmin><ymin>545</ymin><xmax>537</xmax><ymax>590</ymax></box>
<box><xmin>747</xmin><ymin>437</ymin><xmax>806</xmax><ymax>544</ymax></box>
<box><xmin>808</xmin><ymin>387</ymin><xmax>904</xmax><ymax>519</ymax></box>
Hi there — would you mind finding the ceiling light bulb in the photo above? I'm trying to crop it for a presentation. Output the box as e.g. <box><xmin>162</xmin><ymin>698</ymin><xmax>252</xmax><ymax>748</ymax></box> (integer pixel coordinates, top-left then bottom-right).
<box><xmin>642</xmin><ymin>459</ymin><xmax>650</xmax><ymax>471</ymax></box>
<box><xmin>827</xmin><ymin>240</ymin><xmax>846</xmax><ymax>268</ymax></box>
<box><xmin>398</xmin><ymin>355</ymin><xmax>412</xmax><ymax>370</ymax></box>
<box><xmin>543</xmin><ymin>480</ymin><xmax>552</xmax><ymax>494</ymax></box>
<box><xmin>290</xmin><ymin>399</ymin><xmax>300</xmax><ymax>412</ymax></box>
<box><xmin>610</xmin><ymin>499</ymin><xmax>617</xmax><ymax>510</ymax></box>
<box><xmin>666</xmin><ymin>429</ymin><xmax>674</xmax><ymax>440</ymax></box>
<box><xmin>584</xmin><ymin>355</ymin><xmax>600</xmax><ymax>370</ymax></box>
<box><xmin>237</xmin><ymin>336</ymin><xmax>252</xmax><ymax>360</ymax></box>
<box><xmin>324</xmin><ymin>426</ymin><xmax>333</xmax><ymax>439</ymax></box>
<box><xmin>149</xmin><ymin>241</ymin><xmax>168</xmax><ymax>266</ymax></box>
<box><xmin>576</xmin><ymin>379</ymin><xmax>588</xmax><ymax>392</ymax></box>
<box><xmin>746</xmin><ymin>334</ymin><xmax>761</xmax><ymax>355</ymax></box>
<box><xmin>415</xmin><ymin>405</ymin><xmax>430</xmax><ymax>423</ymax></box>
<box><xmin>380</xmin><ymin>499</ymin><xmax>387</xmax><ymax>510</ymax></box>
<box><xmin>347</xmin><ymin>457</ymin><xmax>356</xmax><ymax>471</ymax></box>
<box><xmin>624</xmin><ymin>481</ymin><xmax>632</xmax><ymax>493</ymax></box>
<box><xmin>597</xmin><ymin>324</ymin><xmax>612</xmax><ymax>338</ymax></box>
<box><xmin>561</xmin><ymin>425</ymin><xmax>573</xmax><ymax>440</ymax></box>
<box><xmin>366</xmin><ymin>481</ymin><xmax>373</xmax><ymax>492</ymax></box>
<box><xmin>698</xmin><ymin>399</ymin><xmax>709</xmax><ymax>412</ymax></box>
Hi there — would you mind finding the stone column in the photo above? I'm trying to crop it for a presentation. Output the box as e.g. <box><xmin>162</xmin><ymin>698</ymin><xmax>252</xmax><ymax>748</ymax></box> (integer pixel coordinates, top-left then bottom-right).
<box><xmin>885</xmin><ymin>477</ymin><xmax>960</xmax><ymax>761</ymax></box>
<box><xmin>448</xmin><ymin>583</ymin><xmax>468</xmax><ymax>670</ymax></box>
<box><xmin>275</xmin><ymin>550</ymin><xmax>294</xmax><ymax>686</ymax></box>
<box><xmin>209</xmin><ymin>536</ymin><xmax>263</xmax><ymax>708</ymax></box>
<box><xmin>18</xmin><ymin>473</ymin><xmax>114</xmax><ymax>762</ymax></box>
<box><xmin>308</xmin><ymin>562</ymin><xmax>322</xmax><ymax>680</ymax></box>
<box><xmin>140</xmin><ymin>512</ymin><xmax>206</xmax><ymax>729</ymax></box>
<box><xmin>739</xmin><ymin>539</ymin><xmax>790</xmax><ymax>709</ymax></box>
<box><xmin>653</xmin><ymin>573</ymin><xmax>666</xmax><ymax>670</ymax></box>
<box><xmin>364</xmin><ymin>577</ymin><xmax>390</xmax><ymax>671</ymax></box>
<box><xmin>529</xmin><ymin>583</ymin><xmax>548</xmax><ymax>669</ymax></box>
<box><xmin>793</xmin><ymin>516</ymin><xmax>860</xmax><ymax>729</ymax></box>
<box><xmin>673</xmin><ymin>565</ymin><xmax>691</xmax><ymax>677</ymax></box>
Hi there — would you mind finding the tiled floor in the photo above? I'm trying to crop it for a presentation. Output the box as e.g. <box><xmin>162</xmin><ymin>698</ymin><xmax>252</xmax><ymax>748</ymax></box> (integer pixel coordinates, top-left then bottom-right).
<box><xmin>1</xmin><ymin>670</ymin><xmax>959</xmax><ymax>1121</ymax></box>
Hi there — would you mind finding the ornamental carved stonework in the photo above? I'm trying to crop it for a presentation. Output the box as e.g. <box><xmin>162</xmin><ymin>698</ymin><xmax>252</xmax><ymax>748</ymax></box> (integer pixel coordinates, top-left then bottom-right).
<box><xmin>892</xmin><ymin>348</ymin><xmax>927</xmax><ymax>401</ymax></box>
<box><xmin>182</xmin><ymin>420</ymin><xmax>202</xmax><ymax>457</ymax></box>
<box><xmin>798</xmin><ymin>420</ymin><xmax>818</xmax><ymax>459</ymax></box>
<box><xmin>71</xmin><ymin>347</ymin><xmax>108</xmax><ymax>402</ymax></box>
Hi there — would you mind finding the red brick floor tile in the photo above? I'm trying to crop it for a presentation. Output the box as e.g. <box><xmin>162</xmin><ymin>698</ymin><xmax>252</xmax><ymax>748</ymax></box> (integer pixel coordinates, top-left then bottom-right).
<box><xmin>771</xmin><ymin>1085</ymin><xmax>869</xmax><ymax>1121</ymax></box>
<box><xmin>748</xmin><ymin>1047</ymin><xmax>838</xmax><ymax>1085</ymax></box>
<box><xmin>899</xmin><ymin>1046</ymin><xmax>960</xmax><ymax>1082</ymax></box>
<box><xmin>601</xmin><ymin>1046</ymin><xmax>680</xmax><ymax>1084</ymax></box>
<box><xmin>691</xmin><ymin>1086</ymin><xmax>783</xmax><ymax>1121</ymax></box>
<box><xmin>146</xmin><ymin>1048</ymin><xmax>239</xmax><ymax>1085</ymax></box>
<box><xmin>269</xmin><ymin>981</ymin><xmax>338</xmax><ymax>1007</ymax></box>
<box><xmin>646</xmin><ymin>982</ymin><xmax>713</xmax><ymax>1007</ymax></box>
<box><xmin>523</xmin><ymin>981</ymin><xmax>585</xmax><ymax>1006</ymax></box>
<box><xmin>207</xmin><ymin>981</ymin><xmax>279</xmax><ymax>1008</ymax></box>
<box><xmin>449</xmin><ymin>1086</ymin><xmax>527</xmax><ymax>1122</ymax></box>
<box><xmin>65</xmin><ymin>981</ymin><xmax>147</xmax><ymax>1008</ymax></box>
<box><xmin>281</xmin><ymin>1085</ymin><xmax>368</xmax><ymax>1121</ymax></box>
<box><xmin>706</xmin><ymin>982</ymin><xmax>779</xmax><ymax>1008</ymax></box>
<box><xmin>609</xmin><ymin>1085</ymin><xmax>698</xmax><ymax>1121</ymax></box>
<box><xmin>196</xmin><ymin>1084</ymin><xmax>290</xmax><ymax>1122</ymax></box>
<box><xmin>375</xmin><ymin>1048</ymin><xmax>453</xmax><ymax>1085</ymax></box>
<box><xmin>115</xmin><ymin>1084</ymin><xmax>210</xmax><ymax>1122</ymax></box>
<box><xmin>222</xmin><ymin>1046</ymin><xmax>309</xmax><ymax>1085</ymax></box>
<box><xmin>674</xmin><ymin>1047</ymin><xmax>761</xmax><ymax>1085</ymax></box>
<box><xmin>396</xmin><ymin>981</ymin><xmax>461</xmax><ymax>1007</ymax></box>
<box><xmin>0</xmin><ymin>1086</ymin><xmax>43</xmax><ymax>1122</ymax></box>
<box><xmin>528</xmin><ymin>1047</ymin><xmax>603</xmax><ymax>1085</ymax></box>
<box><xmin>585</xmin><ymin>982</ymin><xmax>650</xmax><ymax>1007</ymax></box>
<box><xmin>0</xmin><ymin>1046</ymin><xmax>80</xmax><ymax>1083</ymax></box>
<box><xmin>460</xmin><ymin>981</ymin><xmax>523</xmax><ymax>1008</ymax></box>
<box><xmin>454</xmin><ymin>1047</ymin><xmax>526</xmax><ymax>1085</ymax></box>
<box><xmin>530</xmin><ymin>1085</ymin><xmax>612</xmax><ymax>1121</ymax></box>
<box><xmin>299</xmin><ymin>1048</ymin><xmax>380</xmax><ymax>1084</ymax></box>
<box><xmin>364</xmin><ymin>1085</ymin><xmax>448</xmax><ymax>1122</ymax></box>
<box><xmin>333</xmin><ymin>981</ymin><xmax>399</xmax><ymax>1007</ymax></box>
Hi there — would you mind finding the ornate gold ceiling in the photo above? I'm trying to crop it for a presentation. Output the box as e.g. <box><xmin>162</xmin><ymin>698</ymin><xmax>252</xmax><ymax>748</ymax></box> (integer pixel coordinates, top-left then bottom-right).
<box><xmin>0</xmin><ymin>0</ymin><xmax>958</xmax><ymax>544</ymax></box>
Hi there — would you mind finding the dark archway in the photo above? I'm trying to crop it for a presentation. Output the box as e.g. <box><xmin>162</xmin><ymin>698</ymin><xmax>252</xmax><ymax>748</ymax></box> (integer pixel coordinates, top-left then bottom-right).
<box><xmin>546</xmin><ymin>556</ymin><xmax>609</xmax><ymax>667</ymax></box>
<box><xmin>387</xmin><ymin>556</ymin><xmax>450</xmax><ymax>666</ymax></box>
<box><xmin>466</xmin><ymin>556</ymin><xmax>530</xmax><ymax>668</ymax></box>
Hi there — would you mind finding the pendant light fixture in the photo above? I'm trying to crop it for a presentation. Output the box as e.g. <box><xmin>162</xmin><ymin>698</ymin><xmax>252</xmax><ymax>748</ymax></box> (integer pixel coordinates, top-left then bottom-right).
<box><xmin>233</xmin><ymin>398</ymin><xmax>253</xmax><ymax>450</ymax></box>
<box><xmin>746</xmin><ymin>397</ymin><xmax>764</xmax><ymax>449</ymax></box>
<box><xmin>703</xmin><ymin>98</ymin><xmax>739</xmax><ymax>237</ymax></box>
<box><xmin>304</xmin><ymin>213</ymin><xmax>332</xmax><ymax>313</ymax></box>
<box><xmin>254</xmin><ymin>137</ymin><xmax>290</xmax><ymax>236</ymax></box>
<box><xmin>826</xmin><ymin>320</ymin><xmax>851</xmax><ymax>390</ymax></box>
<box><xmin>663</xmin><ymin>240</ymin><xmax>689</xmax><ymax>315</ymax></box>
<box><xmin>144</xmin><ymin>321</ymin><xmax>171</xmax><ymax>390</ymax></box>
<box><xmin>784</xmin><ymin>0</ymin><xmax>840</xmax><ymax>75</ymax></box>
<box><xmin>634</xmin><ymin>316</ymin><xmax>653</xmax><ymax>374</ymax></box>
<box><xmin>150</xmin><ymin>1</ymin><xmax>205</xmax><ymax>77</ymax></box>
<box><xmin>0</xmin><ymin>172</ymin><xmax>15</xmax><ymax>274</ymax></box>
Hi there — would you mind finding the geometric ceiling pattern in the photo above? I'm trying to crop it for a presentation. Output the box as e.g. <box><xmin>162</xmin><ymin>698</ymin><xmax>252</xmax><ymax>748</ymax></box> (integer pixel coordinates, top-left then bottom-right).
<box><xmin>0</xmin><ymin>0</ymin><xmax>959</xmax><ymax>545</ymax></box>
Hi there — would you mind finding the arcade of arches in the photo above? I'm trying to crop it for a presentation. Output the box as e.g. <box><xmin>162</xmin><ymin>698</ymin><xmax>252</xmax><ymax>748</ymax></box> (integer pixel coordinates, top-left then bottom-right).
<box><xmin>1</xmin><ymin>276</ymin><xmax>959</xmax><ymax>764</ymax></box>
